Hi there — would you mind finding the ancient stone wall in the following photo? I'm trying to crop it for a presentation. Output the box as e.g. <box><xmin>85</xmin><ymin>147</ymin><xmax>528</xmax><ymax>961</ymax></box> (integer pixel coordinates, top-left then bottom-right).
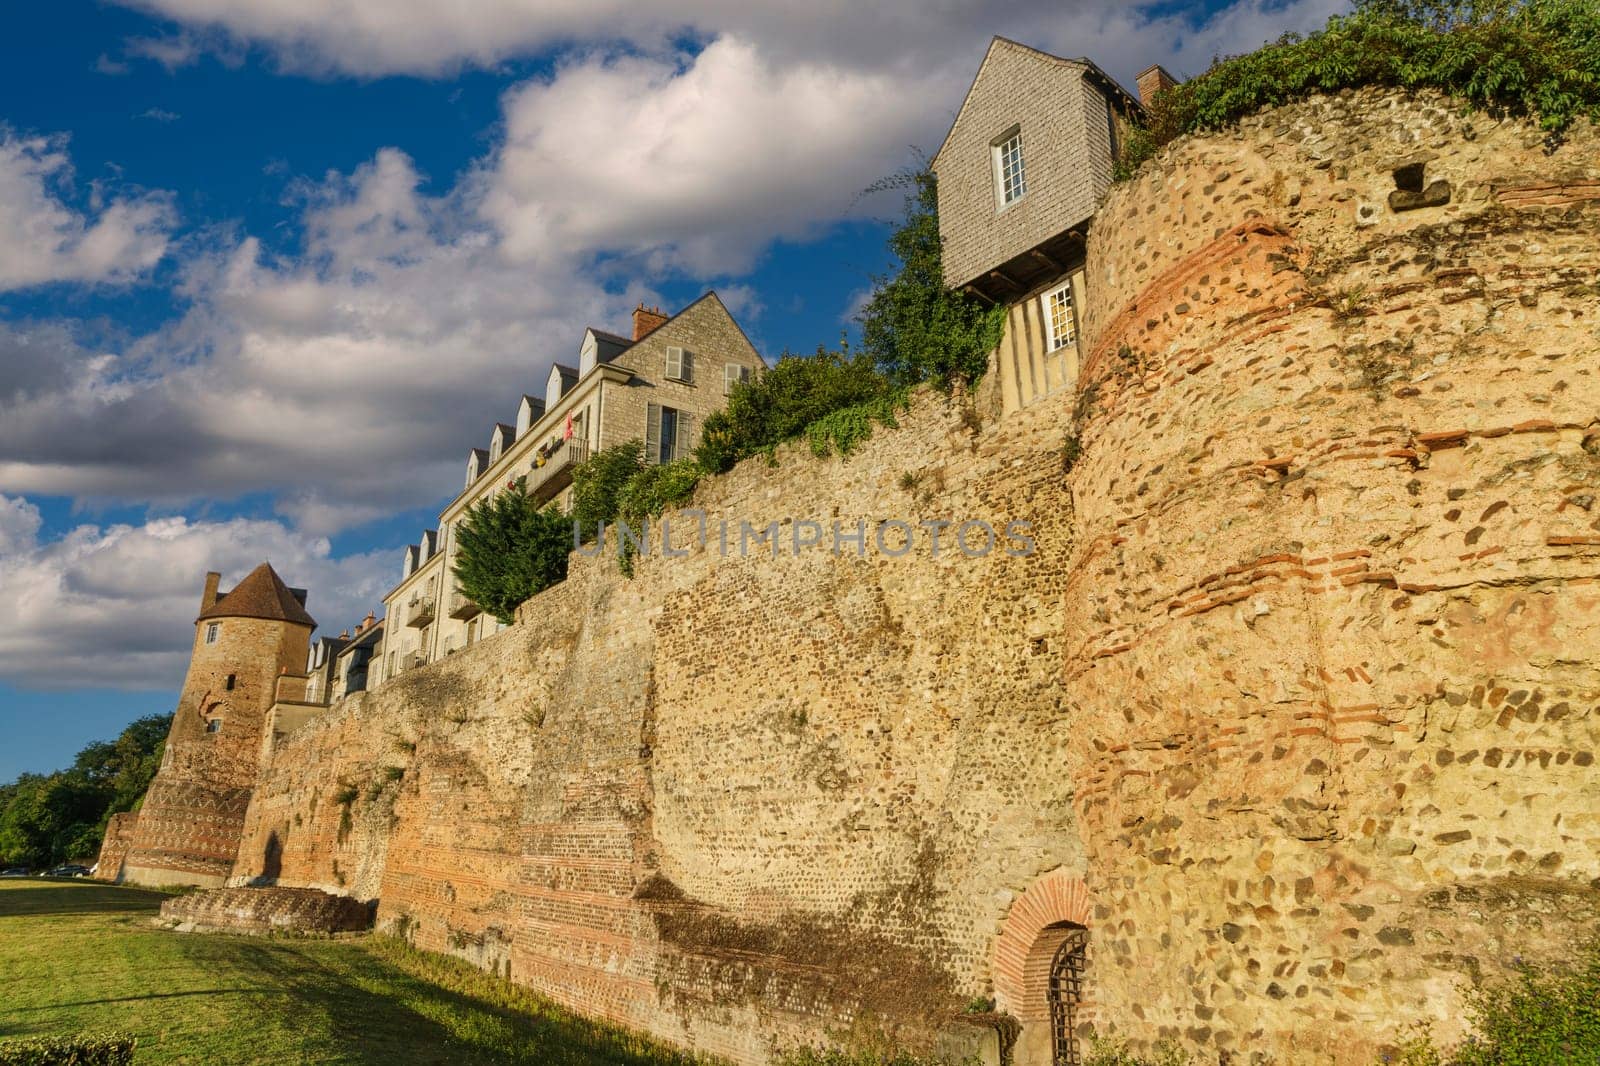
<box><xmin>123</xmin><ymin>613</ymin><xmax>313</xmax><ymax>887</ymax></box>
<box><xmin>1064</xmin><ymin>88</ymin><xmax>1600</xmax><ymax>1063</ymax></box>
<box><xmin>93</xmin><ymin>811</ymin><xmax>137</xmax><ymax>882</ymax></box>
<box><xmin>224</xmin><ymin>92</ymin><xmax>1599</xmax><ymax>1065</ymax></box>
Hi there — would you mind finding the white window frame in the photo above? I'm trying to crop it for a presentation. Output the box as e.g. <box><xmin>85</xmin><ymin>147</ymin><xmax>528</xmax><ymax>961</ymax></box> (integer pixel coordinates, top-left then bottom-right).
<box><xmin>205</xmin><ymin>718</ymin><xmax>222</xmax><ymax>734</ymax></box>
<box><xmin>664</xmin><ymin>346</ymin><xmax>692</xmax><ymax>384</ymax></box>
<box><xmin>1042</xmin><ymin>281</ymin><xmax>1078</xmax><ymax>353</ymax></box>
<box><xmin>204</xmin><ymin>622</ymin><xmax>220</xmax><ymax>645</ymax></box>
<box><xmin>992</xmin><ymin>126</ymin><xmax>1027</xmax><ymax>208</ymax></box>
<box><xmin>724</xmin><ymin>363</ymin><xmax>751</xmax><ymax>395</ymax></box>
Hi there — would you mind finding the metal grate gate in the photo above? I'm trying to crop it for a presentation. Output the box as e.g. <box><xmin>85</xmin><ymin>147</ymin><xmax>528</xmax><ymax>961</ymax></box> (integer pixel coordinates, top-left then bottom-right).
<box><xmin>1048</xmin><ymin>927</ymin><xmax>1089</xmax><ymax>1066</ymax></box>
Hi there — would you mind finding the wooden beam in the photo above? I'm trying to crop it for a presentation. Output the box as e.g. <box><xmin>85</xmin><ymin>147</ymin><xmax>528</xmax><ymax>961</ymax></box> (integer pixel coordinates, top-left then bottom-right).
<box><xmin>989</xmin><ymin>268</ymin><xmax>1022</xmax><ymax>292</ymax></box>
<box><xmin>1029</xmin><ymin>248</ymin><xmax>1062</xmax><ymax>273</ymax></box>
<box><xmin>961</xmin><ymin>285</ymin><xmax>998</xmax><ymax>307</ymax></box>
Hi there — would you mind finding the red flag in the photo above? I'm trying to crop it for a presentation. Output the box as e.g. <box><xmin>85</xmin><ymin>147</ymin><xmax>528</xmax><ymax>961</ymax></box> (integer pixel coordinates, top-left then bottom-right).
<box><xmin>564</xmin><ymin>411</ymin><xmax>574</xmax><ymax>440</ymax></box>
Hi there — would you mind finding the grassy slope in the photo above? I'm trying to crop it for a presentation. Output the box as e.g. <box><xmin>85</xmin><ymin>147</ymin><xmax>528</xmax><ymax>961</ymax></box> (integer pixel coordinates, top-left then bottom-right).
<box><xmin>0</xmin><ymin>880</ymin><xmax>707</xmax><ymax>1066</ymax></box>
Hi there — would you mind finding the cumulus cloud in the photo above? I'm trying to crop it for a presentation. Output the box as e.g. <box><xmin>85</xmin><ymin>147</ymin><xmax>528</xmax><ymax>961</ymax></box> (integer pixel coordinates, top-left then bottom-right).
<box><xmin>0</xmin><ymin>494</ymin><xmax>392</xmax><ymax>688</ymax></box>
<box><xmin>0</xmin><ymin>147</ymin><xmax>646</xmax><ymax>535</ymax></box>
<box><xmin>112</xmin><ymin>0</ymin><xmax>1348</xmax><ymax>80</ymax></box>
<box><xmin>0</xmin><ymin>131</ymin><xmax>176</xmax><ymax>290</ymax></box>
<box><xmin>484</xmin><ymin>37</ymin><xmax>940</xmax><ymax>274</ymax></box>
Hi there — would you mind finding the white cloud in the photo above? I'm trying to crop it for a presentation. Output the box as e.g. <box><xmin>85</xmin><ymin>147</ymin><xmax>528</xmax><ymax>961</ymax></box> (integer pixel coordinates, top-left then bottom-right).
<box><xmin>0</xmin><ymin>148</ymin><xmax>641</xmax><ymax>535</ymax></box>
<box><xmin>0</xmin><ymin>132</ymin><xmax>176</xmax><ymax>290</ymax></box>
<box><xmin>484</xmin><ymin>37</ymin><xmax>938</xmax><ymax>274</ymax></box>
<box><xmin>0</xmin><ymin>495</ymin><xmax>392</xmax><ymax>688</ymax></box>
<box><xmin>111</xmin><ymin>0</ymin><xmax>1349</xmax><ymax>82</ymax></box>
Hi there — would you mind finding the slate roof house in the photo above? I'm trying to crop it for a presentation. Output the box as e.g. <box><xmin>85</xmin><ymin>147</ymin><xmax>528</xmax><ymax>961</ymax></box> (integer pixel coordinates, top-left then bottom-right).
<box><xmin>932</xmin><ymin>38</ymin><xmax>1173</xmax><ymax>415</ymax></box>
<box><xmin>376</xmin><ymin>292</ymin><xmax>764</xmax><ymax>683</ymax></box>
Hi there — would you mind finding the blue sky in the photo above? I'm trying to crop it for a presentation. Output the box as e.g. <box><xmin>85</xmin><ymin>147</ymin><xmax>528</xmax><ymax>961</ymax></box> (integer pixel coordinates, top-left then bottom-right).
<box><xmin>0</xmin><ymin>0</ymin><xmax>1349</xmax><ymax>782</ymax></box>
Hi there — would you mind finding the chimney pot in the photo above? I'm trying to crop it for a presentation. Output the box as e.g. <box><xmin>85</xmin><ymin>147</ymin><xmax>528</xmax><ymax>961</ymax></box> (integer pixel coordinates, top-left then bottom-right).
<box><xmin>1136</xmin><ymin>64</ymin><xmax>1180</xmax><ymax>106</ymax></box>
<box><xmin>632</xmin><ymin>303</ymin><xmax>670</xmax><ymax>342</ymax></box>
<box><xmin>200</xmin><ymin>571</ymin><xmax>223</xmax><ymax>614</ymax></box>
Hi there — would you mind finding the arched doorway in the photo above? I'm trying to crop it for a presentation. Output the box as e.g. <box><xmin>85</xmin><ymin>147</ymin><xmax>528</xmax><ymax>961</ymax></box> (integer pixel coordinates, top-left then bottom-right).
<box><xmin>992</xmin><ymin>870</ymin><xmax>1094</xmax><ymax>1066</ymax></box>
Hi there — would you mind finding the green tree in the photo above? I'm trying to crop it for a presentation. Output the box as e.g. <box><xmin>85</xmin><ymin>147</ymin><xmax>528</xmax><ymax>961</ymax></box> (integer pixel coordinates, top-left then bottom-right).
<box><xmin>695</xmin><ymin>349</ymin><xmax>895</xmax><ymax>474</ymax></box>
<box><xmin>451</xmin><ymin>483</ymin><xmax>571</xmax><ymax>625</ymax></box>
<box><xmin>569</xmin><ymin>440</ymin><xmax>646</xmax><ymax>541</ymax></box>
<box><xmin>0</xmin><ymin>713</ymin><xmax>169</xmax><ymax>868</ymax></box>
<box><xmin>858</xmin><ymin>170</ymin><xmax>1006</xmax><ymax>388</ymax></box>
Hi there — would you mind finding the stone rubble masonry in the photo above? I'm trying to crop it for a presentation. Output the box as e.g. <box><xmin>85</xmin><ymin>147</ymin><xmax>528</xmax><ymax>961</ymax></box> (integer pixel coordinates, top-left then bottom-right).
<box><xmin>159</xmin><ymin>886</ymin><xmax>373</xmax><ymax>935</ymax></box>
<box><xmin>145</xmin><ymin>89</ymin><xmax>1597</xmax><ymax>1066</ymax></box>
<box><xmin>120</xmin><ymin>607</ymin><xmax>313</xmax><ymax>888</ymax></box>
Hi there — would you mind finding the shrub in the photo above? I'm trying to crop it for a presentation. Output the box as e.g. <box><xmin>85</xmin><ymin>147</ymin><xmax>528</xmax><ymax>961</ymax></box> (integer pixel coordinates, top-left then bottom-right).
<box><xmin>617</xmin><ymin>458</ymin><xmax>704</xmax><ymax>521</ymax></box>
<box><xmin>803</xmin><ymin>391</ymin><xmax>908</xmax><ymax>459</ymax></box>
<box><xmin>1449</xmin><ymin>942</ymin><xmax>1600</xmax><ymax>1065</ymax></box>
<box><xmin>569</xmin><ymin>440</ymin><xmax>645</xmax><ymax>542</ymax></box>
<box><xmin>858</xmin><ymin>170</ymin><xmax>1007</xmax><ymax>388</ymax></box>
<box><xmin>1119</xmin><ymin>0</ymin><xmax>1600</xmax><ymax>177</ymax></box>
<box><xmin>451</xmin><ymin>482</ymin><xmax>571</xmax><ymax>624</ymax></box>
<box><xmin>1388</xmin><ymin>937</ymin><xmax>1600</xmax><ymax>1064</ymax></box>
<box><xmin>0</xmin><ymin>1034</ymin><xmax>136</xmax><ymax>1066</ymax></box>
<box><xmin>695</xmin><ymin>350</ymin><xmax>893</xmax><ymax>474</ymax></box>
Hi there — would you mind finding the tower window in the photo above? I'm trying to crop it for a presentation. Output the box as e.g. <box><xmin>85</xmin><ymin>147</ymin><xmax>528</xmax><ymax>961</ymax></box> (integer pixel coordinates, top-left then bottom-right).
<box><xmin>993</xmin><ymin>126</ymin><xmax>1027</xmax><ymax>208</ymax></box>
<box><xmin>225</xmin><ymin>674</ymin><xmax>236</xmax><ymax>691</ymax></box>
<box><xmin>205</xmin><ymin>718</ymin><xmax>223</xmax><ymax>734</ymax></box>
<box><xmin>205</xmin><ymin>622</ymin><xmax>220</xmax><ymax>644</ymax></box>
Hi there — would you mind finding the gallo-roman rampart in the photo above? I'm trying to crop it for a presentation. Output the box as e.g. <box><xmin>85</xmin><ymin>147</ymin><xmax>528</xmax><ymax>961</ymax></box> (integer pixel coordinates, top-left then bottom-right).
<box><xmin>200</xmin><ymin>90</ymin><xmax>1599</xmax><ymax>1065</ymax></box>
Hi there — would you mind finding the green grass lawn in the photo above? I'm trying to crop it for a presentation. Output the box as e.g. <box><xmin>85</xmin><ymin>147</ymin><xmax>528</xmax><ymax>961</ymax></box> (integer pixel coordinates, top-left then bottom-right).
<box><xmin>0</xmin><ymin>879</ymin><xmax>710</xmax><ymax>1066</ymax></box>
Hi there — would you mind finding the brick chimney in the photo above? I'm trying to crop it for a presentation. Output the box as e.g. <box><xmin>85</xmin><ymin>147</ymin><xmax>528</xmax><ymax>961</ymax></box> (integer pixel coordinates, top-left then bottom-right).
<box><xmin>200</xmin><ymin>571</ymin><xmax>222</xmax><ymax>614</ymax></box>
<box><xmin>1136</xmin><ymin>64</ymin><xmax>1179</xmax><ymax>106</ymax></box>
<box><xmin>632</xmin><ymin>303</ymin><xmax>669</xmax><ymax>341</ymax></box>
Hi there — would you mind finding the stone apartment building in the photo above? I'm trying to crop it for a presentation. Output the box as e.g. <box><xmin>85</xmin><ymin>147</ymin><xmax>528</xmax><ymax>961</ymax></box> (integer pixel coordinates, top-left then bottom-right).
<box><xmin>376</xmin><ymin>292</ymin><xmax>763</xmax><ymax>682</ymax></box>
<box><xmin>932</xmin><ymin>38</ymin><xmax>1167</xmax><ymax>415</ymax></box>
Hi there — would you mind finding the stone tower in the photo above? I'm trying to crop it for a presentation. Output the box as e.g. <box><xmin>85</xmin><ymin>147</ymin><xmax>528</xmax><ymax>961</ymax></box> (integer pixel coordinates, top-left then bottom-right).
<box><xmin>116</xmin><ymin>563</ymin><xmax>316</xmax><ymax>887</ymax></box>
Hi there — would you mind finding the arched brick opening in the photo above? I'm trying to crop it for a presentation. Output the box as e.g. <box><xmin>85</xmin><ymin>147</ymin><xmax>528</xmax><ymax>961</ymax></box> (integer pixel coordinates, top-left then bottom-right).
<box><xmin>993</xmin><ymin>869</ymin><xmax>1093</xmax><ymax>1019</ymax></box>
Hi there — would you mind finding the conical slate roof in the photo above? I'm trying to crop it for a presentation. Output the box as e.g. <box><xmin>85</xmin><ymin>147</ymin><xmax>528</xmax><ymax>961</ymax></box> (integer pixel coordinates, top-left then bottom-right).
<box><xmin>197</xmin><ymin>562</ymin><xmax>316</xmax><ymax>628</ymax></box>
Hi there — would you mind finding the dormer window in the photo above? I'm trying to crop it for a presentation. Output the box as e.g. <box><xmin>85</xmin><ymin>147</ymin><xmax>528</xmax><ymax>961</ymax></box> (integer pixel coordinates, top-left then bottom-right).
<box><xmin>993</xmin><ymin>126</ymin><xmax>1026</xmax><ymax>208</ymax></box>
<box><xmin>545</xmin><ymin>365</ymin><xmax>564</xmax><ymax>409</ymax></box>
<box><xmin>579</xmin><ymin>334</ymin><xmax>598</xmax><ymax>376</ymax></box>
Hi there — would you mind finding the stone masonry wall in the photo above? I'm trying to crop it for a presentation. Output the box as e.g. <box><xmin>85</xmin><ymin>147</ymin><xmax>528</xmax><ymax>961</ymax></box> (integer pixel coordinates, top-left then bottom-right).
<box><xmin>227</xmin><ymin>93</ymin><xmax>1599</xmax><ymax>1065</ymax></box>
<box><xmin>1065</xmin><ymin>89</ymin><xmax>1600</xmax><ymax>1062</ymax></box>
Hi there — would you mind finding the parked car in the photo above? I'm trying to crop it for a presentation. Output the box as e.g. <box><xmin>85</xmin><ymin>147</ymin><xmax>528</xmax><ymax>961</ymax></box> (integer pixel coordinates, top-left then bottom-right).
<box><xmin>46</xmin><ymin>864</ymin><xmax>92</xmax><ymax>878</ymax></box>
<box><xmin>0</xmin><ymin>867</ymin><xmax>31</xmax><ymax>878</ymax></box>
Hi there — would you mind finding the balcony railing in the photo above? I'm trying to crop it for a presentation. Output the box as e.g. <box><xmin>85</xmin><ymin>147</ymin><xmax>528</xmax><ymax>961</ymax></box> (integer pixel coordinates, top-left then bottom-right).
<box><xmin>527</xmin><ymin>438</ymin><xmax>590</xmax><ymax>501</ymax></box>
<box><xmin>404</xmin><ymin>596</ymin><xmax>436</xmax><ymax>628</ymax></box>
<box><xmin>448</xmin><ymin>590</ymin><xmax>482</xmax><ymax>620</ymax></box>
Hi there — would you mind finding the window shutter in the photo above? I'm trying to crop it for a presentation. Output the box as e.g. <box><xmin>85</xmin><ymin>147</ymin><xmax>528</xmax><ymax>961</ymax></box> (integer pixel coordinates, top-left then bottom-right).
<box><xmin>645</xmin><ymin>402</ymin><xmax>662</xmax><ymax>465</ymax></box>
<box><xmin>665</xmin><ymin>346</ymin><xmax>683</xmax><ymax>381</ymax></box>
<box><xmin>676</xmin><ymin>412</ymin><xmax>693</xmax><ymax>459</ymax></box>
<box><xmin>680</xmin><ymin>348</ymin><xmax>693</xmax><ymax>384</ymax></box>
